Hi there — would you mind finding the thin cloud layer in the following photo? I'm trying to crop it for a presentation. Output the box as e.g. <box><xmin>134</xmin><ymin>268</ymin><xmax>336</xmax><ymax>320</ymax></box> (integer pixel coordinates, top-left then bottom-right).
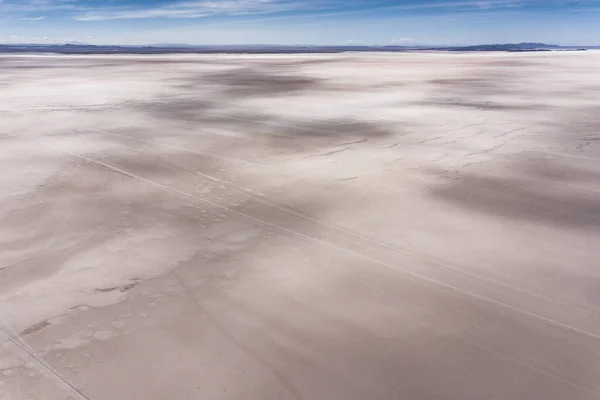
<box><xmin>21</xmin><ymin>16</ymin><xmax>47</xmax><ymax>21</ymax></box>
<box><xmin>73</xmin><ymin>0</ymin><xmax>317</xmax><ymax>21</ymax></box>
<box><xmin>70</xmin><ymin>0</ymin><xmax>538</xmax><ymax>21</ymax></box>
<box><xmin>1</xmin><ymin>0</ymin><xmax>600</xmax><ymax>45</ymax></box>
<box><xmin>2</xmin><ymin>0</ymin><xmax>598</xmax><ymax>21</ymax></box>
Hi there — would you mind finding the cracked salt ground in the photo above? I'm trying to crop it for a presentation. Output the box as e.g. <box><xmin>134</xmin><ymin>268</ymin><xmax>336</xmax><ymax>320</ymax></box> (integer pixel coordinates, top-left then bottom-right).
<box><xmin>1</xmin><ymin>51</ymin><xmax>600</xmax><ymax>400</ymax></box>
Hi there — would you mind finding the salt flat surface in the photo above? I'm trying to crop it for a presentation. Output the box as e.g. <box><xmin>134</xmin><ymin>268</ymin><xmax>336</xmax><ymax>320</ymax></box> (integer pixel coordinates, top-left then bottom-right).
<box><xmin>1</xmin><ymin>51</ymin><xmax>600</xmax><ymax>399</ymax></box>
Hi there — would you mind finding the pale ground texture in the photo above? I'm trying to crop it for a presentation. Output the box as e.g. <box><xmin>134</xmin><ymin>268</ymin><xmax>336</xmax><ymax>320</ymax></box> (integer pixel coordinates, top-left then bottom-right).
<box><xmin>1</xmin><ymin>51</ymin><xmax>600</xmax><ymax>400</ymax></box>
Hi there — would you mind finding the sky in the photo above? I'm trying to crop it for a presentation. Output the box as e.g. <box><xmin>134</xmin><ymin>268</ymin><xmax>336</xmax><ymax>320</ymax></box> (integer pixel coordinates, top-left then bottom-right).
<box><xmin>1</xmin><ymin>0</ymin><xmax>600</xmax><ymax>45</ymax></box>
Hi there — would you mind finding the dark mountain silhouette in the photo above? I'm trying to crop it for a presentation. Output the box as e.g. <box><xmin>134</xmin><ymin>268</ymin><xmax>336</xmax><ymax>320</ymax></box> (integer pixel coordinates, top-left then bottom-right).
<box><xmin>0</xmin><ymin>42</ymin><xmax>596</xmax><ymax>54</ymax></box>
<box><xmin>444</xmin><ymin>42</ymin><xmax>563</xmax><ymax>51</ymax></box>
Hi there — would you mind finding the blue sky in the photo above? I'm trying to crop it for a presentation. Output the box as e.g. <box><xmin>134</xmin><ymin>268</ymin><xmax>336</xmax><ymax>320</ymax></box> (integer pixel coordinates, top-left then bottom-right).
<box><xmin>1</xmin><ymin>0</ymin><xmax>599</xmax><ymax>45</ymax></box>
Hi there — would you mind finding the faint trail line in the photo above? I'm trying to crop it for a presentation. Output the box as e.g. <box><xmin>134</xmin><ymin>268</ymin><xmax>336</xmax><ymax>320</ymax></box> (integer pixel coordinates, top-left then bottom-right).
<box><xmin>54</xmin><ymin>126</ymin><xmax>266</xmax><ymax>166</ymax></box>
<box><xmin>180</xmin><ymin>126</ymin><xmax>296</xmax><ymax>150</ymax></box>
<box><xmin>340</xmin><ymin>138</ymin><xmax>368</xmax><ymax>146</ymax></box>
<box><xmin>447</xmin><ymin>327</ymin><xmax>600</xmax><ymax>396</ymax></box>
<box><xmin>149</xmin><ymin>96</ymin><xmax>366</xmax><ymax>146</ymax></box>
<box><xmin>6</xmin><ymin>94</ymin><xmax>367</xmax><ymax>147</ymax></box>
<box><xmin>36</xmin><ymin>117</ymin><xmax>600</xmax><ymax>323</ymax></box>
<box><xmin>83</xmin><ymin>129</ymin><xmax>267</xmax><ymax>166</ymax></box>
<box><xmin>199</xmin><ymin>111</ymin><xmax>338</xmax><ymax>145</ymax></box>
<box><xmin>493</xmin><ymin>127</ymin><xmax>525</xmax><ymax>138</ymax></box>
<box><xmin>6</xmin><ymin>129</ymin><xmax>600</xmax><ymax>345</ymax></box>
<box><xmin>6</xmin><ymin>130</ymin><xmax>600</xmax><ymax>395</ymax></box>
<box><xmin>447</xmin><ymin>169</ymin><xmax>600</xmax><ymax>197</ymax></box>
<box><xmin>0</xmin><ymin>326</ymin><xmax>92</xmax><ymax>400</ymax></box>
<box><xmin>186</xmin><ymin>109</ymin><xmax>370</xmax><ymax>148</ymax></box>
<box><xmin>0</xmin><ymin>256</ymin><xmax>35</xmax><ymax>271</ymax></box>
<box><xmin>170</xmin><ymin>272</ymin><xmax>305</xmax><ymax>400</ymax></box>
<box><xmin>528</xmin><ymin>150</ymin><xmax>600</xmax><ymax>162</ymax></box>
<box><xmin>32</xmin><ymin>117</ymin><xmax>277</xmax><ymax>197</ymax></box>
<box><xmin>218</xmin><ymin>287</ymin><xmax>520</xmax><ymax>400</ymax></box>
<box><xmin>305</xmin><ymin>146</ymin><xmax>351</xmax><ymax>158</ymax></box>
<box><xmin>416</xmin><ymin>136</ymin><xmax>444</xmax><ymax>144</ymax></box>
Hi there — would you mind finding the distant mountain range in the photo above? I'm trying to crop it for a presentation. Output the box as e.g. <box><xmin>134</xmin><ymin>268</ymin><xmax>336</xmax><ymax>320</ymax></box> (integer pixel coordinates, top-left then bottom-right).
<box><xmin>439</xmin><ymin>42</ymin><xmax>593</xmax><ymax>51</ymax></box>
<box><xmin>0</xmin><ymin>42</ymin><xmax>598</xmax><ymax>54</ymax></box>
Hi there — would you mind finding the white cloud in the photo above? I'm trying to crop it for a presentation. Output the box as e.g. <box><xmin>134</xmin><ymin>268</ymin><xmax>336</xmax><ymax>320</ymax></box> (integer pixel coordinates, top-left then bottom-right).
<box><xmin>387</xmin><ymin>0</ymin><xmax>525</xmax><ymax>11</ymax></box>
<box><xmin>73</xmin><ymin>0</ymin><xmax>312</xmax><ymax>21</ymax></box>
<box><xmin>1</xmin><ymin>0</ymin><xmax>82</xmax><ymax>12</ymax></box>
<box><xmin>390</xmin><ymin>37</ymin><xmax>415</xmax><ymax>44</ymax></box>
<box><xmin>2</xmin><ymin>0</ymin><xmax>586</xmax><ymax>26</ymax></box>
<box><xmin>75</xmin><ymin>8</ymin><xmax>208</xmax><ymax>21</ymax></box>
<box><xmin>0</xmin><ymin>34</ymin><xmax>44</xmax><ymax>43</ymax></box>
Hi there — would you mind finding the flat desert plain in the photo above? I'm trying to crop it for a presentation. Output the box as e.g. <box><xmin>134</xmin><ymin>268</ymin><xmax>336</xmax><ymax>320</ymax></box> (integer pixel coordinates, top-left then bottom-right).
<box><xmin>1</xmin><ymin>51</ymin><xmax>600</xmax><ymax>400</ymax></box>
